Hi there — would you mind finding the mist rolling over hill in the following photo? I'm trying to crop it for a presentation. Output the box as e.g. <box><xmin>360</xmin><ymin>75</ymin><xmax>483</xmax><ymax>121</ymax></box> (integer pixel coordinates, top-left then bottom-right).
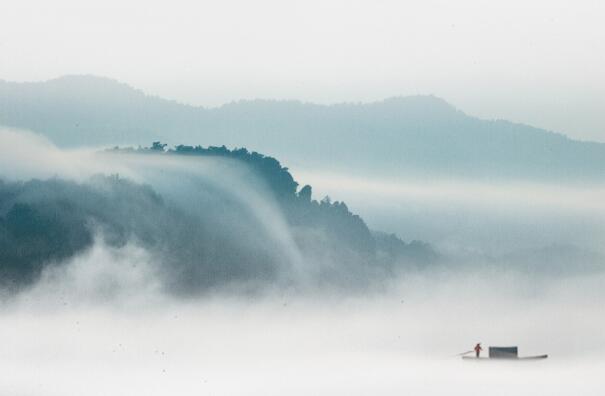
<box><xmin>0</xmin><ymin>75</ymin><xmax>603</xmax><ymax>294</ymax></box>
<box><xmin>2</xmin><ymin>75</ymin><xmax>604</xmax><ymax>181</ymax></box>
<box><xmin>0</xmin><ymin>68</ymin><xmax>603</xmax><ymax>396</ymax></box>
<box><xmin>0</xmin><ymin>131</ymin><xmax>438</xmax><ymax>295</ymax></box>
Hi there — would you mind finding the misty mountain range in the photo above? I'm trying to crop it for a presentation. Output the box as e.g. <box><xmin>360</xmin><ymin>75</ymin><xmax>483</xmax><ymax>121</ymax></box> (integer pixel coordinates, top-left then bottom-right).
<box><xmin>0</xmin><ymin>75</ymin><xmax>602</xmax><ymax>294</ymax></box>
<box><xmin>1</xmin><ymin>75</ymin><xmax>604</xmax><ymax>181</ymax></box>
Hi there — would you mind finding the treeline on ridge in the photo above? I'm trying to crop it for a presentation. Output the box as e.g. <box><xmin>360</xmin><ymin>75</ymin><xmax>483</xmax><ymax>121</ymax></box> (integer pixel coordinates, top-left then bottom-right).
<box><xmin>0</xmin><ymin>143</ymin><xmax>437</xmax><ymax>293</ymax></box>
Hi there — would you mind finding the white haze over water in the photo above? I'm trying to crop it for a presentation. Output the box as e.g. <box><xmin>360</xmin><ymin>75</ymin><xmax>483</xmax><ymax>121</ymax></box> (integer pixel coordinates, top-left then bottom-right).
<box><xmin>2</xmin><ymin>271</ymin><xmax>605</xmax><ymax>395</ymax></box>
<box><xmin>0</xmin><ymin>129</ymin><xmax>604</xmax><ymax>394</ymax></box>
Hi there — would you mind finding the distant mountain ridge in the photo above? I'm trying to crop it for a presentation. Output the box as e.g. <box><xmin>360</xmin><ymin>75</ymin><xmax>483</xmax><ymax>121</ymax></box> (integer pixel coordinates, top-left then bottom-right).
<box><xmin>1</xmin><ymin>75</ymin><xmax>604</xmax><ymax>181</ymax></box>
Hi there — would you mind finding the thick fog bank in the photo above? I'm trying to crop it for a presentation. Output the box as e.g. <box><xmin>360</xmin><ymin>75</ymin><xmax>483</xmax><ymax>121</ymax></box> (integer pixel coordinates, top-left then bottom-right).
<box><xmin>1</xmin><ymin>272</ymin><xmax>604</xmax><ymax>395</ymax></box>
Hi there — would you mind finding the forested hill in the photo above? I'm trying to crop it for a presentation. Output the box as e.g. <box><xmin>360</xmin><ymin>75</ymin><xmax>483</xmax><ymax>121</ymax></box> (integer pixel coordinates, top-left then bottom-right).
<box><xmin>0</xmin><ymin>143</ymin><xmax>436</xmax><ymax>293</ymax></box>
<box><xmin>1</xmin><ymin>75</ymin><xmax>604</xmax><ymax>181</ymax></box>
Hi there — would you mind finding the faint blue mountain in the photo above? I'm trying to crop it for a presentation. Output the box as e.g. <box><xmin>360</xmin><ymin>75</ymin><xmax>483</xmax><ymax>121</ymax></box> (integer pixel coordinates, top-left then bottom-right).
<box><xmin>1</xmin><ymin>75</ymin><xmax>604</xmax><ymax>181</ymax></box>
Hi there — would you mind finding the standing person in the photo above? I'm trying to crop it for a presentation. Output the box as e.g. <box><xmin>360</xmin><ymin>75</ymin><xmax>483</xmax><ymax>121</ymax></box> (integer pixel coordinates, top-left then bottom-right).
<box><xmin>474</xmin><ymin>343</ymin><xmax>483</xmax><ymax>358</ymax></box>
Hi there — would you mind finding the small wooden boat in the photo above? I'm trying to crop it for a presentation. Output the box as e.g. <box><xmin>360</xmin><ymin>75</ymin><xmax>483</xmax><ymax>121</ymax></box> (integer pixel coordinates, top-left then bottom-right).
<box><xmin>462</xmin><ymin>346</ymin><xmax>548</xmax><ymax>361</ymax></box>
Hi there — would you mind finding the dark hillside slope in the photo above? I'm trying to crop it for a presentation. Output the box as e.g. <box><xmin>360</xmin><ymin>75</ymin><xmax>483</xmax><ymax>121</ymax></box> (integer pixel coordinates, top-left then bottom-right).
<box><xmin>0</xmin><ymin>144</ymin><xmax>436</xmax><ymax>292</ymax></box>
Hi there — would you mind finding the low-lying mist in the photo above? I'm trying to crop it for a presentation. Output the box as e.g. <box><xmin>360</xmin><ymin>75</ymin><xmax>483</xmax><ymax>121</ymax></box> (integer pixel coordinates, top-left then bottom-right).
<box><xmin>0</xmin><ymin>128</ymin><xmax>603</xmax><ymax>395</ymax></box>
<box><xmin>295</xmin><ymin>169</ymin><xmax>605</xmax><ymax>268</ymax></box>
<box><xmin>2</xmin><ymin>269</ymin><xmax>604</xmax><ymax>395</ymax></box>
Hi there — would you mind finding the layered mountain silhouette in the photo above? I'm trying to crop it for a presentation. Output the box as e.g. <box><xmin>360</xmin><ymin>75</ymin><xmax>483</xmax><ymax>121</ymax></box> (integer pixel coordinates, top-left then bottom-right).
<box><xmin>1</xmin><ymin>75</ymin><xmax>604</xmax><ymax>180</ymax></box>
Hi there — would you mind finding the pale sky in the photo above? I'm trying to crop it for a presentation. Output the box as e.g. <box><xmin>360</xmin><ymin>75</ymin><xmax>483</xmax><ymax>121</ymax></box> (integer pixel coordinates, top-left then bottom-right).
<box><xmin>1</xmin><ymin>0</ymin><xmax>604</xmax><ymax>141</ymax></box>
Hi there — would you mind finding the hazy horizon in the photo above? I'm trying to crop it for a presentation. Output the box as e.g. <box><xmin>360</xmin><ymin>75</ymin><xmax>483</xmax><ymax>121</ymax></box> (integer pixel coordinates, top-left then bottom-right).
<box><xmin>1</xmin><ymin>0</ymin><xmax>604</xmax><ymax>142</ymax></box>
<box><xmin>2</xmin><ymin>73</ymin><xmax>604</xmax><ymax>144</ymax></box>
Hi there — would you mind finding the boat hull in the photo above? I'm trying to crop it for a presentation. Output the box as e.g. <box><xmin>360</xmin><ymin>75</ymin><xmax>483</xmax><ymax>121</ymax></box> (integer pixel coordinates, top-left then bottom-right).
<box><xmin>462</xmin><ymin>355</ymin><xmax>548</xmax><ymax>361</ymax></box>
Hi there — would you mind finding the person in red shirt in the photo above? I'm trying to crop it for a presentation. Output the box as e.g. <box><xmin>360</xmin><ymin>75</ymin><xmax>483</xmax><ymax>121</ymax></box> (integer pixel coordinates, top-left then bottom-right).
<box><xmin>474</xmin><ymin>343</ymin><xmax>483</xmax><ymax>357</ymax></box>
